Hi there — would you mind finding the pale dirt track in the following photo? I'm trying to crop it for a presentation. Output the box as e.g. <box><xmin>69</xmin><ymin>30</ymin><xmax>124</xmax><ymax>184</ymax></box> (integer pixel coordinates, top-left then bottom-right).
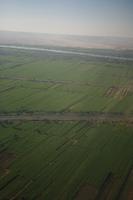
<box><xmin>0</xmin><ymin>112</ymin><xmax>133</xmax><ymax>125</ymax></box>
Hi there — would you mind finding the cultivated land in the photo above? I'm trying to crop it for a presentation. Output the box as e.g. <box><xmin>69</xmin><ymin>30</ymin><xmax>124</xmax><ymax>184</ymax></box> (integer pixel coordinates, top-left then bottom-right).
<box><xmin>0</xmin><ymin>46</ymin><xmax>133</xmax><ymax>200</ymax></box>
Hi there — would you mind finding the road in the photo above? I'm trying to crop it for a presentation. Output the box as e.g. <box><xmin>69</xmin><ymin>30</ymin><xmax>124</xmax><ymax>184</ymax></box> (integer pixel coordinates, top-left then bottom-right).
<box><xmin>0</xmin><ymin>112</ymin><xmax>133</xmax><ymax>124</ymax></box>
<box><xmin>0</xmin><ymin>45</ymin><xmax>133</xmax><ymax>61</ymax></box>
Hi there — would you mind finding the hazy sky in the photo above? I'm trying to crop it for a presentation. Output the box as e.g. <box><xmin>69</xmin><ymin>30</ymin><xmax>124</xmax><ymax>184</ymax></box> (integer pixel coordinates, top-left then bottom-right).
<box><xmin>0</xmin><ymin>0</ymin><xmax>133</xmax><ymax>37</ymax></box>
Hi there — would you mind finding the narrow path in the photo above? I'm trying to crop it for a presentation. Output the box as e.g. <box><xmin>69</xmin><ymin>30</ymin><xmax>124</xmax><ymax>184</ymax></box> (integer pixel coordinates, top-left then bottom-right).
<box><xmin>0</xmin><ymin>76</ymin><xmax>85</xmax><ymax>85</ymax></box>
<box><xmin>0</xmin><ymin>76</ymin><xmax>132</xmax><ymax>89</ymax></box>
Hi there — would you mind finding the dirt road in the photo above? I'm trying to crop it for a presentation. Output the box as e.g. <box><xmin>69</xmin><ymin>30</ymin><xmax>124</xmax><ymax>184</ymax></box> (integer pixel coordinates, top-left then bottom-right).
<box><xmin>0</xmin><ymin>112</ymin><xmax>133</xmax><ymax>125</ymax></box>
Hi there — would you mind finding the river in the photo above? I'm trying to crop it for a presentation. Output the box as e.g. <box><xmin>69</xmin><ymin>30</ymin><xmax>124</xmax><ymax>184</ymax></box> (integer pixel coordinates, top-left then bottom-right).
<box><xmin>0</xmin><ymin>45</ymin><xmax>133</xmax><ymax>61</ymax></box>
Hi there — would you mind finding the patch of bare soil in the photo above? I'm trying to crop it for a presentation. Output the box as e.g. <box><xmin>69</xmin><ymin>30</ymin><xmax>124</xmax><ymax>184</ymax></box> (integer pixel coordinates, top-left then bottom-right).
<box><xmin>0</xmin><ymin>151</ymin><xmax>15</xmax><ymax>175</ymax></box>
<box><xmin>75</xmin><ymin>184</ymin><xmax>97</xmax><ymax>200</ymax></box>
<box><xmin>105</xmin><ymin>86</ymin><xmax>132</xmax><ymax>100</ymax></box>
<box><xmin>105</xmin><ymin>86</ymin><xmax>118</xmax><ymax>97</ymax></box>
<box><xmin>126</xmin><ymin>169</ymin><xmax>133</xmax><ymax>200</ymax></box>
<box><xmin>116</xmin><ymin>88</ymin><xmax>129</xmax><ymax>100</ymax></box>
<box><xmin>127</xmin><ymin>186</ymin><xmax>133</xmax><ymax>200</ymax></box>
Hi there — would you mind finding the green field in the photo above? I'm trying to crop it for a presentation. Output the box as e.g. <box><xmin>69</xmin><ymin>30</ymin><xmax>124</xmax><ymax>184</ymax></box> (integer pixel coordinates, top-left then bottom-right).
<box><xmin>0</xmin><ymin>47</ymin><xmax>133</xmax><ymax>199</ymax></box>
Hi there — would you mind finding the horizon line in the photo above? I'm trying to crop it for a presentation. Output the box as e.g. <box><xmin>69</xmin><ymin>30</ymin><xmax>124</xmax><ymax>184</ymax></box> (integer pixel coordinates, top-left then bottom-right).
<box><xmin>0</xmin><ymin>29</ymin><xmax>133</xmax><ymax>39</ymax></box>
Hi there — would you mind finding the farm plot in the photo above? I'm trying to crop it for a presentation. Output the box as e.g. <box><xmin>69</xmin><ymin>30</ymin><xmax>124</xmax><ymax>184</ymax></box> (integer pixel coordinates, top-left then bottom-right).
<box><xmin>0</xmin><ymin>48</ymin><xmax>133</xmax><ymax>114</ymax></box>
<box><xmin>0</xmin><ymin>79</ymin><xmax>133</xmax><ymax>113</ymax></box>
<box><xmin>0</xmin><ymin>122</ymin><xmax>133</xmax><ymax>200</ymax></box>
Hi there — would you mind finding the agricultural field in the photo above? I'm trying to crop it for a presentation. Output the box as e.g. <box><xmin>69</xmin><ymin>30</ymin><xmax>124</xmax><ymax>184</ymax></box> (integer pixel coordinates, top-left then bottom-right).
<box><xmin>0</xmin><ymin>48</ymin><xmax>133</xmax><ymax>114</ymax></box>
<box><xmin>0</xmin><ymin>46</ymin><xmax>133</xmax><ymax>200</ymax></box>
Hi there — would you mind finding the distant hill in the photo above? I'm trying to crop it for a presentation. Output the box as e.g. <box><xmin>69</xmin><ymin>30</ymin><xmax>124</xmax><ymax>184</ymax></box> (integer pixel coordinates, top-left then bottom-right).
<box><xmin>0</xmin><ymin>31</ymin><xmax>133</xmax><ymax>50</ymax></box>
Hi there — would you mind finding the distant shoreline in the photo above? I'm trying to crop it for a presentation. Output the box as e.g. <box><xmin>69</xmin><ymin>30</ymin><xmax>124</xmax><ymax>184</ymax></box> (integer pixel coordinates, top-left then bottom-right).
<box><xmin>0</xmin><ymin>31</ymin><xmax>133</xmax><ymax>50</ymax></box>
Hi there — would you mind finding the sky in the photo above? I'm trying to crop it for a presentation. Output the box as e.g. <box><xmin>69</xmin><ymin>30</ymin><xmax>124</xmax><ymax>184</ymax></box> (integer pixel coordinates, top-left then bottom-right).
<box><xmin>0</xmin><ymin>0</ymin><xmax>133</xmax><ymax>37</ymax></box>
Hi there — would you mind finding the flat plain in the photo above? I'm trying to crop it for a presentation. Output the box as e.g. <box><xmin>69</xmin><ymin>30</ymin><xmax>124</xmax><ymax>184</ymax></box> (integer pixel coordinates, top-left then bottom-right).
<box><xmin>0</xmin><ymin>47</ymin><xmax>133</xmax><ymax>200</ymax></box>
